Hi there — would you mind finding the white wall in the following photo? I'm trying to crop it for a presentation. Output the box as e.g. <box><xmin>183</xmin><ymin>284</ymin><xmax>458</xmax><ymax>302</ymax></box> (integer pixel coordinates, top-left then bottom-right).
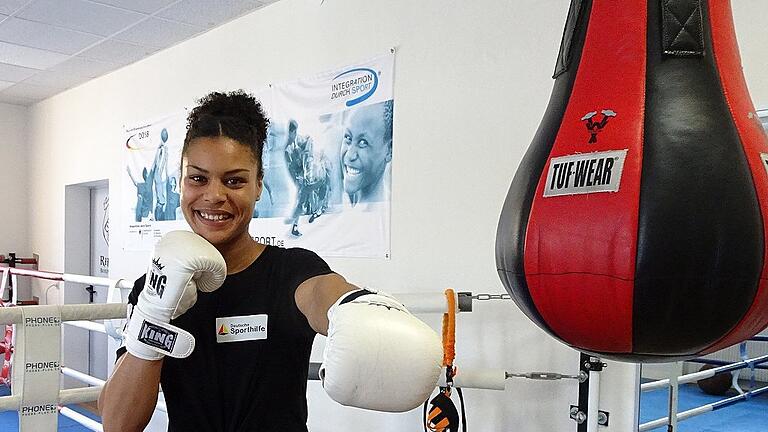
<box><xmin>0</xmin><ymin>103</ymin><xmax>29</xmax><ymax>258</ymax></box>
<box><xmin>23</xmin><ymin>0</ymin><xmax>768</xmax><ymax>431</ymax></box>
<box><xmin>0</xmin><ymin>102</ymin><xmax>31</xmax><ymax>302</ymax></box>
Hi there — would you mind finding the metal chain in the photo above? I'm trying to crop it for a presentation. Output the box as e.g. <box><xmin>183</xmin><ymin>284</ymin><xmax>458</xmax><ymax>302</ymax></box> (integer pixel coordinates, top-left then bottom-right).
<box><xmin>506</xmin><ymin>372</ymin><xmax>582</xmax><ymax>381</ymax></box>
<box><xmin>471</xmin><ymin>293</ymin><xmax>512</xmax><ymax>301</ymax></box>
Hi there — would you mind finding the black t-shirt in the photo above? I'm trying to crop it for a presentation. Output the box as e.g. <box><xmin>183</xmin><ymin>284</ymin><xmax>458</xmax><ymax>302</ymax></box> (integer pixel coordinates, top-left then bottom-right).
<box><xmin>117</xmin><ymin>246</ymin><xmax>333</xmax><ymax>432</ymax></box>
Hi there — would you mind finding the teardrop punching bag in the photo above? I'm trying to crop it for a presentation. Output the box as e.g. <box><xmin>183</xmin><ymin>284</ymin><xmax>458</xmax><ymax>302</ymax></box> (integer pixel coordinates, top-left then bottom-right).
<box><xmin>496</xmin><ymin>0</ymin><xmax>768</xmax><ymax>362</ymax></box>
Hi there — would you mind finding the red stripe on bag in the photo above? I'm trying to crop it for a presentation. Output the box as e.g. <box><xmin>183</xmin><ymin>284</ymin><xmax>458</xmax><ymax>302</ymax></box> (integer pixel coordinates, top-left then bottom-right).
<box><xmin>524</xmin><ymin>1</ymin><xmax>647</xmax><ymax>353</ymax></box>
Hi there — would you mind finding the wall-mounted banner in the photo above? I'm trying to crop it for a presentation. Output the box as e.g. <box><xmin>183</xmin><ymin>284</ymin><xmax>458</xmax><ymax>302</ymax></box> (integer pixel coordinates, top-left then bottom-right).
<box><xmin>255</xmin><ymin>53</ymin><xmax>394</xmax><ymax>258</ymax></box>
<box><xmin>123</xmin><ymin>111</ymin><xmax>189</xmax><ymax>250</ymax></box>
<box><xmin>122</xmin><ymin>52</ymin><xmax>394</xmax><ymax>258</ymax></box>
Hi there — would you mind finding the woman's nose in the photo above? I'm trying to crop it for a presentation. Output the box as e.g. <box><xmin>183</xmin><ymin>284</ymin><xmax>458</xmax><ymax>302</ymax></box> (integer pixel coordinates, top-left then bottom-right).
<box><xmin>203</xmin><ymin>180</ymin><xmax>226</xmax><ymax>202</ymax></box>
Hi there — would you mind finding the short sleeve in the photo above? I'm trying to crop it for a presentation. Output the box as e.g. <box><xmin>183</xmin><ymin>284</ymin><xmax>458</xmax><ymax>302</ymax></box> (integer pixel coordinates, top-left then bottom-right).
<box><xmin>282</xmin><ymin>248</ymin><xmax>333</xmax><ymax>336</ymax></box>
<box><xmin>283</xmin><ymin>248</ymin><xmax>333</xmax><ymax>292</ymax></box>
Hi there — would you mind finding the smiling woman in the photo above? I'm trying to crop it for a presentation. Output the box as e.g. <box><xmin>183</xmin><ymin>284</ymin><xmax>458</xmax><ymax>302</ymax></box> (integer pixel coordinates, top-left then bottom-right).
<box><xmin>178</xmin><ymin>91</ymin><xmax>270</xmax><ymax>273</ymax></box>
<box><xmin>98</xmin><ymin>90</ymin><xmax>442</xmax><ymax>432</ymax></box>
<box><xmin>182</xmin><ymin>136</ymin><xmax>263</xmax><ymax>268</ymax></box>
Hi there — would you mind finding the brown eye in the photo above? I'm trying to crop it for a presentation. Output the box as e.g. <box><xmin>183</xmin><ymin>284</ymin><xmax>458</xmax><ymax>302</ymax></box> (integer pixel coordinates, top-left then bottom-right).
<box><xmin>226</xmin><ymin>177</ymin><xmax>246</xmax><ymax>187</ymax></box>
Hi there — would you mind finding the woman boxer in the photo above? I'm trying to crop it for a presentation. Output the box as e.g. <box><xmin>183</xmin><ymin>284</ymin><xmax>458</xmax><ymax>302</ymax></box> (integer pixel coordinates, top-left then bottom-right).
<box><xmin>98</xmin><ymin>91</ymin><xmax>441</xmax><ymax>432</ymax></box>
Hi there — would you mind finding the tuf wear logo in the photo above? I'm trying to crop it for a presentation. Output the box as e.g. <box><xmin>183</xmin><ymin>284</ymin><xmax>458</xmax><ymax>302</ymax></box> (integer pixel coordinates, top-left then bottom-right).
<box><xmin>331</xmin><ymin>68</ymin><xmax>379</xmax><ymax>107</ymax></box>
<box><xmin>544</xmin><ymin>150</ymin><xmax>628</xmax><ymax>197</ymax></box>
<box><xmin>147</xmin><ymin>257</ymin><xmax>167</xmax><ymax>298</ymax></box>
<box><xmin>138</xmin><ymin>321</ymin><xmax>177</xmax><ymax>353</ymax></box>
<box><xmin>581</xmin><ymin>109</ymin><xmax>617</xmax><ymax>144</ymax></box>
<box><xmin>26</xmin><ymin>361</ymin><xmax>60</xmax><ymax>373</ymax></box>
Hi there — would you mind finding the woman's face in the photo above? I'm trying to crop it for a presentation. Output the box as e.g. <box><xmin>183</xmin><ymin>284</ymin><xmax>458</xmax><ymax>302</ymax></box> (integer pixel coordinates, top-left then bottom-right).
<box><xmin>181</xmin><ymin>136</ymin><xmax>262</xmax><ymax>248</ymax></box>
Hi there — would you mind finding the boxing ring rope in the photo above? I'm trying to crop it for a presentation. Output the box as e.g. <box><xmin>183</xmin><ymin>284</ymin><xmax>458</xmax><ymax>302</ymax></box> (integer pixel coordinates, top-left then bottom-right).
<box><xmin>640</xmin><ymin>354</ymin><xmax>768</xmax><ymax>392</ymax></box>
<box><xmin>3</xmin><ymin>265</ymin><xmax>572</xmax><ymax>431</ymax></box>
<box><xmin>0</xmin><ymin>303</ymin><xmax>125</xmax><ymax>325</ymax></box>
<box><xmin>639</xmin><ymin>384</ymin><xmax>768</xmax><ymax>431</ymax></box>
<box><xmin>66</xmin><ymin>320</ymin><xmax>107</xmax><ymax>333</ymax></box>
<box><xmin>1</xmin><ymin>267</ymin><xmax>133</xmax><ymax>289</ymax></box>
<box><xmin>0</xmin><ymin>267</ymin><xmax>135</xmax><ymax>432</ymax></box>
<box><xmin>59</xmin><ymin>407</ymin><xmax>103</xmax><ymax>432</ymax></box>
<box><xmin>0</xmin><ymin>298</ymin><xmax>170</xmax><ymax>430</ymax></box>
<box><xmin>639</xmin><ymin>351</ymin><xmax>768</xmax><ymax>431</ymax></box>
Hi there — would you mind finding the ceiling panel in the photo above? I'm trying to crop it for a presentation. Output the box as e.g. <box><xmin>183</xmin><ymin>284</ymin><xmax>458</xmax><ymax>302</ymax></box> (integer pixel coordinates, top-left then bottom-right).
<box><xmin>0</xmin><ymin>17</ymin><xmax>103</xmax><ymax>55</ymax></box>
<box><xmin>157</xmin><ymin>0</ymin><xmax>265</xmax><ymax>28</ymax></box>
<box><xmin>113</xmin><ymin>17</ymin><xmax>202</xmax><ymax>48</ymax></box>
<box><xmin>22</xmin><ymin>70</ymin><xmax>89</xmax><ymax>89</ymax></box>
<box><xmin>0</xmin><ymin>0</ymin><xmax>281</xmax><ymax>105</ymax></box>
<box><xmin>0</xmin><ymin>0</ymin><xmax>29</xmax><ymax>16</ymax></box>
<box><xmin>0</xmin><ymin>93</ymin><xmax>38</xmax><ymax>105</ymax></box>
<box><xmin>0</xmin><ymin>62</ymin><xmax>39</xmax><ymax>82</ymax></box>
<box><xmin>79</xmin><ymin>39</ymin><xmax>159</xmax><ymax>65</ymax></box>
<box><xmin>91</xmin><ymin>0</ymin><xmax>179</xmax><ymax>15</ymax></box>
<box><xmin>0</xmin><ymin>79</ymin><xmax>14</xmax><ymax>91</ymax></box>
<box><xmin>17</xmin><ymin>0</ymin><xmax>146</xmax><ymax>37</ymax></box>
<box><xmin>49</xmin><ymin>56</ymin><xmax>119</xmax><ymax>78</ymax></box>
<box><xmin>1</xmin><ymin>81</ymin><xmax>62</xmax><ymax>100</ymax></box>
<box><xmin>0</xmin><ymin>40</ymin><xmax>69</xmax><ymax>69</ymax></box>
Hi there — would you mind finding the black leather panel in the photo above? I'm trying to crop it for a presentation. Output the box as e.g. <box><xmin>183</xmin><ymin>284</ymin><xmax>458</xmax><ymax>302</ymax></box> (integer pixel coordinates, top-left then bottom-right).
<box><xmin>634</xmin><ymin>0</ymin><xmax>763</xmax><ymax>356</ymax></box>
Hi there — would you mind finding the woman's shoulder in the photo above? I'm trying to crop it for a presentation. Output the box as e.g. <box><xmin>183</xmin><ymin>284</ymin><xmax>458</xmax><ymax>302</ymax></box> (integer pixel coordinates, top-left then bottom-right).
<box><xmin>281</xmin><ymin>246</ymin><xmax>324</xmax><ymax>262</ymax></box>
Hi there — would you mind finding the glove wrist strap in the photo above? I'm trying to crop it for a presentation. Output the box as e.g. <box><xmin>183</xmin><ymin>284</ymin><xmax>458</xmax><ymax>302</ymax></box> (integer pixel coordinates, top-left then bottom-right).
<box><xmin>125</xmin><ymin>307</ymin><xmax>195</xmax><ymax>360</ymax></box>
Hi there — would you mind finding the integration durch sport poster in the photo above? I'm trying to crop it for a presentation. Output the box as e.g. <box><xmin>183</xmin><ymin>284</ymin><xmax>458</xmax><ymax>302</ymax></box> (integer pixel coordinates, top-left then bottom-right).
<box><xmin>123</xmin><ymin>53</ymin><xmax>394</xmax><ymax>258</ymax></box>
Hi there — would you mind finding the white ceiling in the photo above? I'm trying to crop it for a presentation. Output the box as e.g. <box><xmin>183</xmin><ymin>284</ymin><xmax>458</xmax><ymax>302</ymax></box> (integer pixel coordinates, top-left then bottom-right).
<box><xmin>0</xmin><ymin>0</ymin><xmax>280</xmax><ymax>106</ymax></box>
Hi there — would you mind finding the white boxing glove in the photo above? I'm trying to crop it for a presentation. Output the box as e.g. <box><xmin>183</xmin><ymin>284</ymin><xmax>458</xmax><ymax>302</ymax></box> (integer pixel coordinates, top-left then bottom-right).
<box><xmin>125</xmin><ymin>231</ymin><xmax>226</xmax><ymax>360</ymax></box>
<box><xmin>319</xmin><ymin>290</ymin><xmax>443</xmax><ymax>412</ymax></box>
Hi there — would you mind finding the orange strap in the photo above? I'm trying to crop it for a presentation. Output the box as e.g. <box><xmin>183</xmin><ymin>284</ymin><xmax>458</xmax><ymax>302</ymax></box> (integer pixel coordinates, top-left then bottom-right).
<box><xmin>442</xmin><ymin>288</ymin><xmax>456</xmax><ymax>368</ymax></box>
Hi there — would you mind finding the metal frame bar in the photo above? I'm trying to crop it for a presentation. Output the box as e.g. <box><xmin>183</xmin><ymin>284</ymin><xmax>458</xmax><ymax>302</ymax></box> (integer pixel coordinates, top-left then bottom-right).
<box><xmin>641</xmin><ymin>354</ymin><xmax>768</xmax><ymax>392</ymax></box>
<box><xmin>639</xmin><ymin>384</ymin><xmax>768</xmax><ymax>431</ymax></box>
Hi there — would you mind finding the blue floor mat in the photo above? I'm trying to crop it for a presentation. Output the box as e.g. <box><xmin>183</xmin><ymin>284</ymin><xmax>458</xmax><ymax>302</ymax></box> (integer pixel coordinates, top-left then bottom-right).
<box><xmin>640</xmin><ymin>381</ymin><xmax>768</xmax><ymax>432</ymax></box>
<box><xmin>0</xmin><ymin>385</ymin><xmax>102</xmax><ymax>431</ymax></box>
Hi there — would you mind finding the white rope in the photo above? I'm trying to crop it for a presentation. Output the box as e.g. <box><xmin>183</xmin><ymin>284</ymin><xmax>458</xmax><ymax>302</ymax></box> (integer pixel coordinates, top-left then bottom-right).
<box><xmin>3</xmin><ymin>268</ymin><xmax>131</xmax><ymax>290</ymax></box>
<box><xmin>61</xmin><ymin>367</ymin><xmax>105</xmax><ymax>387</ymax></box>
<box><xmin>641</xmin><ymin>354</ymin><xmax>768</xmax><ymax>392</ymax></box>
<box><xmin>0</xmin><ymin>270</ymin><xmax>148</xmax><ymax>432</ymax></box>
<box><xmin>59</xmin><ymin>407</ymin><xmax>103</xmax><ymax>431</ymax></box>
<box><xmin>64</xmin><ymin>321</ymin><xmax>107</xmax><ymax>334</ymax></box>
<box><xmin>0</xmin><ymin>303</ymin><xmax>125</xmax><ymax>325</ymax></box>
<box><xmin>0</xmin><ymin>387</ymin><xmax>102</xmax><ymax>412</ymax></box>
